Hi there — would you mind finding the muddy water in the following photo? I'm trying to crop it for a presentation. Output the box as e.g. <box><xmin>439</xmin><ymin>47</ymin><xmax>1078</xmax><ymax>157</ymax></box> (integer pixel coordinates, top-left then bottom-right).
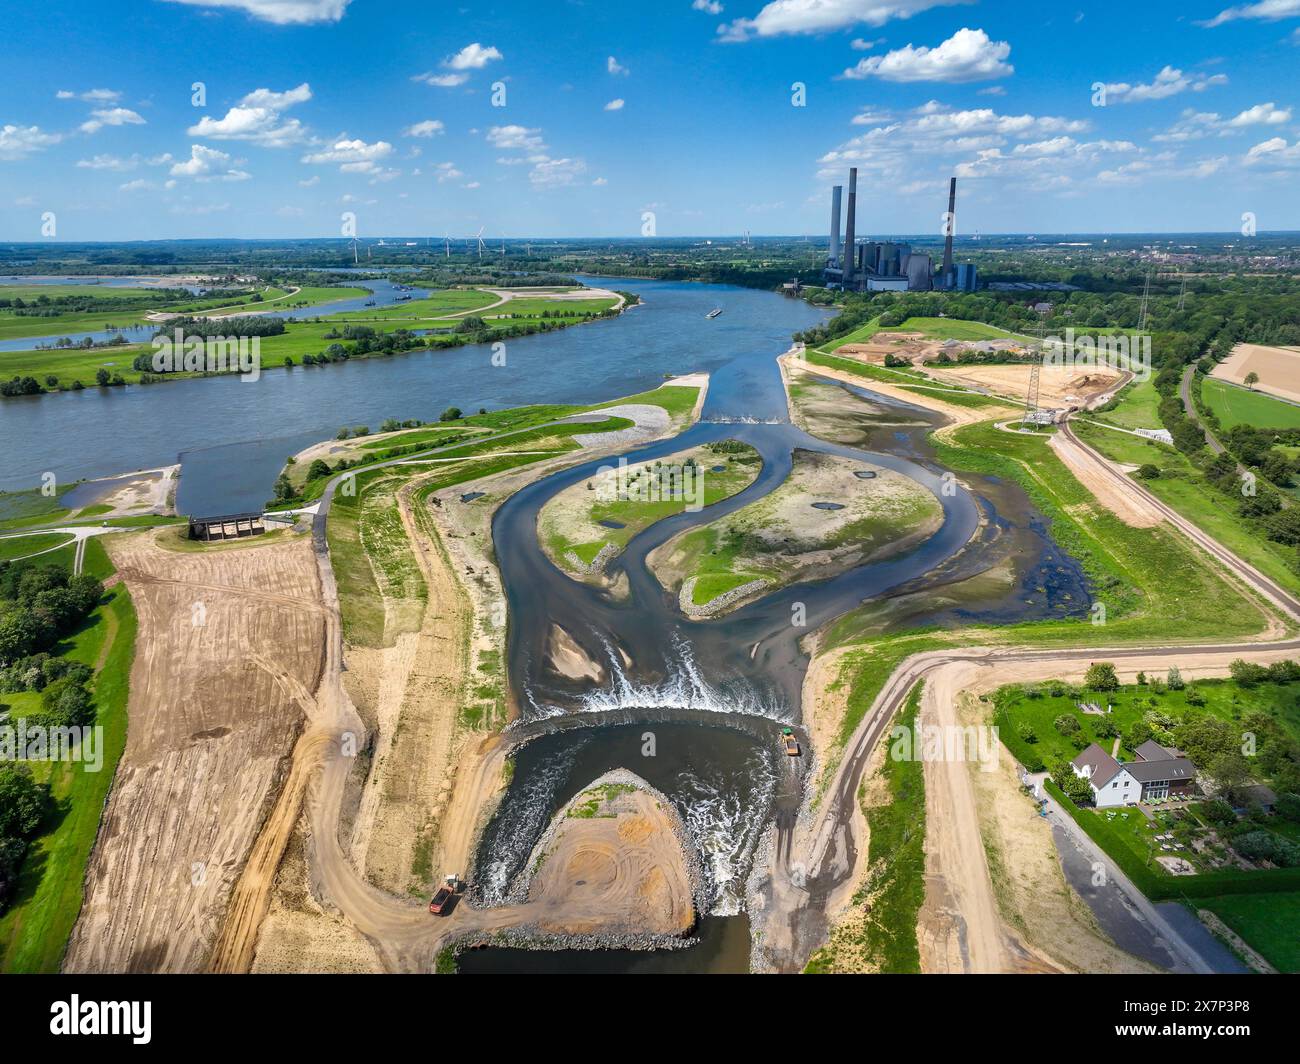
<box><xmin>466</xmin><ymin>295</ymin><xmax>1090</xmax><ymax>973</ymax></box>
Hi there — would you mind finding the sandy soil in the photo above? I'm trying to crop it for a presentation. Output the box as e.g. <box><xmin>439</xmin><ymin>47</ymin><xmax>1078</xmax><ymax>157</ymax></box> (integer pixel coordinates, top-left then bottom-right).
<box><xmin>547</xmin><ymin>623</ymin><xmax>604</xmax><ymax>682</ymax></box>
<box><xmin>66</xmin><ymin>466</ymin><xmax>178</xmax><ymax>518</ymax></box>
<box><xmin>927</xmin><ymin>363</ymin><xmax>1121</xmax><ymax>408</ymax></box>
<box><xmin>649</xmin><ymin>449</ymin><xmax>943</xmax><ymax>612</ymax></box>
<box><xmin>1213</xmin><ymin>343</ymin><xmax>1300</xmax><ymax>405</ymax></box>
<box><xmin>518</xmin><ymin>771</ymin><xmax>696</xmax><ymax>937</ymax></box>
<box><xmin>65</xmin><ymin>528</ymin><xmax>325</xmax><ymax>973</ymax></box>
<box><xmin>781</xmin><ymin>351</ymin><xmax>1016</xmax><ymax>431</ymax></box>
<box><xmin>1049</xmin><ymin>429</ymin><xmax>1165</xmax><ymax>529</ymax></box>
<box><xmin>786</xmin><ymin>363</ymin><xmax>930</xmax><ymax>446</ymax></box>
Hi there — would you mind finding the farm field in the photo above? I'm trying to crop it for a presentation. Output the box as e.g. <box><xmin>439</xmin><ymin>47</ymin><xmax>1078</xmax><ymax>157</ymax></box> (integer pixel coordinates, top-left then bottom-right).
<box><xmin>1202</xmin><ymin>377</ymin><xmax>1300</xmax><ymax>430</ymax></box>
<box><xmin>1197</xmin><ymin>892</ymin><xmax>1300</xmax><ymax>972</ymax></box>
<box><xmin>1212</xmin><ymin>343</ymin><xmax>1300</xmax><ymax>406</ymax></box>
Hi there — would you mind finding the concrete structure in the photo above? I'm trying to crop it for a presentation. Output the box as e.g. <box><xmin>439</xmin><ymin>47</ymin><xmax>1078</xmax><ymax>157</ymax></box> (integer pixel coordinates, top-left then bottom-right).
<box><xmin>1072</xmin><ymin>740</ymin><xmax>1197</xmax><ymax>808</ymax></box>
<box><xmin>821</xmin><ymin>169</ymin><xmax>977</xmax><ymax>293</ymax></box>
<box><xmin>188</xmin><ymin>512</ymin><xmax>267</xmax><ymax>542</ymax></box>
<box><xmin>842</xmin><ymin>168</ymin><xmax>858</xmax><ymax>290</ymax></box>
<box><xmin>828</xmin><ymin>184</ymin><xmax>842</xmax><ymax>269</ymax></box>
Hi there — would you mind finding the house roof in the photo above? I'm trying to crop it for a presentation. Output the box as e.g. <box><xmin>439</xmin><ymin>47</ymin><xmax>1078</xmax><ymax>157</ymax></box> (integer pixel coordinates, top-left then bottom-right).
<box><xmin>1125</xmin><ymin>756</ymin><xmax>1196</xmax><ymax>784</ymax></box>
<box><xmin>1072</xmin><ymin>744</ymin><xmax>1122</xmax><ymax>788</ymax></box>
<box><xmin>1133</xmin><ymin>739</ymin><xmax>1177</xmax><ymax>762</ymax></box>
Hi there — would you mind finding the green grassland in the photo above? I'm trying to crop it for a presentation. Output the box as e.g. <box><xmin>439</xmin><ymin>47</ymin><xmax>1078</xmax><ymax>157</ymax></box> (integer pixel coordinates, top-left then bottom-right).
<box><xmin>805</xmin><ymin>349</ymin><xmax>1011</xmax><ymax>409</ymax></box>
<box><xmin>0</xmin><ymin>539</ymin><xmax>135</xmax><ymax>972</ymax></box>
<box><xmin>1094</xmin><ymin>375</ymin><xmax>1163</xmax><ymax>431</ymax></box>
<box><xmin>540</xmin><ymin>442</ymin><xmax>763</xmax><ymax>570</ymax></box>
<box><xmin>995</xmin><ymin>678</ymin><xmax>1300</xmax><ymax>774</ymax></box>
<box><xmin>1197</xmin><ymin>892</ymin><xmax>1300</xmax><ymax>972</ymax></box>
<box><xmin>1203</xmin><ymin>378</ymin><xmax>1300</xmax><ymax>431</ymax></box>
<box><xmin>823</xmin><ymin>315</ymin><xmax>1024</xmax><ymax>351</ymax></box>
<box><xmin>1072</xmin><ymin>419</ymin><xmax>1300</xmax><ymax>598</ymax></box>
<box><xmin>0</xmin><ymin>532</ymin><xmax>73</xmax><ymax>561</ymax></box>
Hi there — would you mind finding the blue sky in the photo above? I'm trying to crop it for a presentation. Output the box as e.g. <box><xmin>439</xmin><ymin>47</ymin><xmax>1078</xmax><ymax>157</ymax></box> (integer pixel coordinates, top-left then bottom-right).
<box><xmin>2</xmin><ymin>0</ymin><xmax>1299</xmax><ymax>240</ymax></box>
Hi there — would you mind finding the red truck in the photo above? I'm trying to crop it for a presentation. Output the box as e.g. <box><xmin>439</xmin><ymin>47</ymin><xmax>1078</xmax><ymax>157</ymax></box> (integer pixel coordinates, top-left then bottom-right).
<box><xmin>429</xmin><ymin>874</ymin><xmax>461</xmax><ymax>915</ymax></box>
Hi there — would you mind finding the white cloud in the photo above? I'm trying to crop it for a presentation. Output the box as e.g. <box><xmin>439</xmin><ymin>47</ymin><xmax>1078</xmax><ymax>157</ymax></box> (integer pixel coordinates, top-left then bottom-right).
<box><xmin>403</xmin><ymin>119</ymin><xmax>445</xmax><ymax>137</ymax></box>
<box><xmin>414</xmin><ymin>72</ymin><xmax>469</xmax><ymax>87</ymax></box>
<box><xmin>301</xmin><ymin>137</ymin><xmax>394</xmax><ymax>173</ymax></box>
<box><xmin>80</xmin><ymin>107</ymin><xmax>146</xmax><ymax>134</ymax></box>
<box><xmin>187</xmin><ymin>83</ymin><xmax>311</xmax><ymax>146</ymax></box>
<box><xmin>1101</xmin><ymin>66</ymin><xmax>1228</xmax><ymax>104</ymax></box>
<box><xmin>77</xmin><ymin>153</ymin><xmax>140</xmax><ymax>171</ymax></box>
<box><xmin>487</xmin><ymin>124</ymin><xmax>545</xmax><ymax>151</ymax></box>
<box><xmin>1245</xmin><ymin>136</ymin><xmax>1300</xmax><ymax>167</ymax></box>
<box><xmin>433</xmin><ymin>161</ymin><xmax>463</xmax><ymax>183</ymax></box>
<box><xmin>57</xmin><ymin>88</ymin><xmax>121</xmax><ymax>103</ymax></box>
<box><xmin>119</xmin><ymin>178</ymin><xmax>157</xmax><ymax>191</ymax></box>
<box><xmin>159</xmin><ymin>0</ymin><xmax>351</xmax><ymax>24</ymax></box>
<box><xmin>170</xmin><ymin>144</ymin><xmax>250</xmax><ymax>181</ymax></box>
<box><xmin>1201</xmin><ymin>0</ymin><xmax>1300</xmax><ymax>27</ymax></box>
<box><xmin>608</xmin><ymin>56</ymin><xmax>629</xmax><ymax>75</ymax></box>
<box><xmin>719</xmin><ymin>0</ymin><xmax>961</xmax><ymax>42</ymax></box>
<box><xmin>841</xmin><ymin>28</ymin><xmax>1012</xmax><ymax>83</ymax></box>
<box><xmin>529</xmin><ymin>156</ymin><xmax>587</xmax><ymax>186</ymax></box>
<box><xmin>463</xmin><ymin>180</ymin><xmax>481</xmax><ymax>189</ymax></box>
<box><xmin>0</xmin><ymin>124</ymin><xmax>63</xmax><ymax>160</ymax></box>
<box><xmin>1228</xmin><ymin>101</ymin><xmax>1292</xmax><ymax>126</ymax></box>
<box><xmin>592</xmin><ymin>176</ymin><xmax>609</xmax><ymax>185</ymax></box>
<box><xmin>444</xmin><ymin>42</ymin><xmax>503</xmax><ymax>70</ymax></box>
<box><xmin>693</xmin><ymin>0</ymin><xmax>723</xmax><ymax>11</ymax></box>
<box><xmin>605</xmin><ymin>98</ymin><xmax>626</xmax><ymax>111</ymax></box>
<box><xmin>851</xmin><ymin>36</ymin><xmax>883</xmax><ymax>49</ymax></box>
<box><xmin>977</xmin><ymin>84</ymin><xmax>1006</xmax><ymax>96</ymax></box>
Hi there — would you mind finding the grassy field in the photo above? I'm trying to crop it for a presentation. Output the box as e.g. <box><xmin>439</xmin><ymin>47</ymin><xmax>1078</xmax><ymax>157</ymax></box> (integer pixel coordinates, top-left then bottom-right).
<box><xmin>0</xmin><ymin>532</ymin><xmax>73</xmax><ymax>561</ymax></box>
<box><xmin>1203</xmin><ymin>378</ymin><xmax>1300</xmax><ymax>430</ymax></box>
<box><xmin>0</xmin><ymin>539</ymin><xmax>135</xmax><ymax>972</ymax></box>
<box><xmin>805</xmin><ymin>349</ymin><xmax>1009</xmax><ymax>409</ymax></box>
<box><xmin>1096</xmin><ymin>375</ymin><xmax>1163</xmax><ymax>431</ymax></box>
<box><xmin>824</xmin><ymin>316</ymin><xmax>1023</xmax><ymax>351</ymax></box>
<box><xmin>1073</xmin><ymin>420</ymin><xmax>1300</xmax><ymax>598</ymax></box>
<box><xmin>806</xmin><ymin>682</ymin><xmax>926</xmax><ymax>973</ymax></box>
<box><xmin>994</xmin><ymin>678</ymin><xmax>1300</xmax><ymax>773</ymax></box>
<box><xmin>1197</xmin><ymin>892</ymin><xmax>1300</xmax><ymax>972</ymax></box>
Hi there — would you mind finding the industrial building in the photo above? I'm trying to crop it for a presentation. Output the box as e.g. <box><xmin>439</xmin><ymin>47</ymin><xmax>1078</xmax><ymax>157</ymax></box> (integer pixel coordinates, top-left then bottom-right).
<box><xmin>823</xmin><ymin>169</ymin><xmax>978</xmax><ymax>294</ymax></box>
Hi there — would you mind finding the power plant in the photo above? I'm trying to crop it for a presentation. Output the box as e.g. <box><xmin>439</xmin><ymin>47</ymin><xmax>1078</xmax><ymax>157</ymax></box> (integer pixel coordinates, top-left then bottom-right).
<box><xmin>823</xmin><ymin>168</ymin><xmax>978</xmax><ymax>294</ymax></box>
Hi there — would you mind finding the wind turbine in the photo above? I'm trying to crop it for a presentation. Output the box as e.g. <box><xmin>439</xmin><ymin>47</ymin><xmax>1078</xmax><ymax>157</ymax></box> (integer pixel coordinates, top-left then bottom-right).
<box><xmin>475</xmin><ymin>226</ymin><xmax>486</xmax><ymax>260</ymax></box>
<box><xmin>443</xmin><ymin>233</ymin><xmax>451</xmax><ymax>258</ymax></box>
<box><xmin>349</xmin><ymin>236</ymin><xmax>360</xmax><ymax>265</ymax></box>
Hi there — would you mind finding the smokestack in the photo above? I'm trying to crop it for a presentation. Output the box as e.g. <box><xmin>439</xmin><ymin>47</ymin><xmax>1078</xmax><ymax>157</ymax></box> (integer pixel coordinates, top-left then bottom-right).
<box><xmin>843</xmin><ymin>168</ymin><xmax>857</xmax><ymax>288</ymax></box>
<box><xmin>829</xmin><ymin>185</ymin><xmax>842</xmax><ymax>267</ymax></box>
<box><xmin>942</xmin><ymin>176</ymin><xmax>956</xmax><ymax>284</ymax></box>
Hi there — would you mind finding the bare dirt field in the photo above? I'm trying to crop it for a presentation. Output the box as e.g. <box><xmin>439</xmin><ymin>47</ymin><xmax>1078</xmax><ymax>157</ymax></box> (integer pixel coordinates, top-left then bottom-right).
<box><xmin>518</xmin><ymin>771</ymin><xmax>697</xmax><ymax>937</ymax></box>
<box><xmin>64</xmin><ymin>528</ymin><xmax>325</xmax><ymax>973</ymax></box>
<box><xmin>927</xmin><ymin>363</ymin><xmax>1121</xmax><ymax>408</ymax></box>
<box><xmin>1212</xmin><ymin>343</ymin><xmax>1300</xmax><ymax>405</ymax></box>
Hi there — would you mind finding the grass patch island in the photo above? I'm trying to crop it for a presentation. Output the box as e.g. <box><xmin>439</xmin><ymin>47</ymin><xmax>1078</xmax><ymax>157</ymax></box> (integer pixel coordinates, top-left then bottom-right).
<box><xmin>649</xmin><ymin>449</ymin><xmax>943</xmax><ymax>614</ymax></box>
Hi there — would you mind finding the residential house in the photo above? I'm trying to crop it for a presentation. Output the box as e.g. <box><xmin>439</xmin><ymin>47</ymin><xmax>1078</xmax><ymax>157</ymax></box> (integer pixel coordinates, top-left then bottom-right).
<box><xmin>1070</xmin><ymin>740</ymin><xmax>1197</xmax><ymax>808</ymax></box>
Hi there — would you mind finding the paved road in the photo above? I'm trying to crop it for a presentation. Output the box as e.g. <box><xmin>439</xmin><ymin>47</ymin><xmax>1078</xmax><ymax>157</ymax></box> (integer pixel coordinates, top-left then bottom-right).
<box><xmin>1180</xmin><ymin>364</ymin><xmax>1229</xmax><ymax>458</ymax></box>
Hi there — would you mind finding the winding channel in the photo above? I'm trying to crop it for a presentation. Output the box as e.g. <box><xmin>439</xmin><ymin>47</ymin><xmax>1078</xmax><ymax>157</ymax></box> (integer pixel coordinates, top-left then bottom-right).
<box><xmin>465</xmin><ymin>305</ymin><xmax>1087</xmax><ymax>968</ymax></box>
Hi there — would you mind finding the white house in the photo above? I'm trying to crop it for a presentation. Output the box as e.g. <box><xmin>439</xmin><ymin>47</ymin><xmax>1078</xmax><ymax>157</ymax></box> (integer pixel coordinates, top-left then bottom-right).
<box><xmin>1071</xmin><ymin>741</ymin><xmax>1197</xmax><ymax>808</ymax></box>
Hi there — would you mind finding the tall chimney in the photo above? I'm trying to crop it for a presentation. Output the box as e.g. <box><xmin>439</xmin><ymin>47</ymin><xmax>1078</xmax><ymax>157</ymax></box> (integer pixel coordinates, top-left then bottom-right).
<box><xmin>829</xmin><ymin>185</ymin><xmax>842</xmax><ymax>267</ymax></box>
<box><xmin>843</xmin><ymin>167</ymin><xmax>857</xmax><ymax>289</ymax></box>
<box><xmin>942</xmin><ymin>176</ymin><xmax>956</xmax><ymax>284</ymax></box>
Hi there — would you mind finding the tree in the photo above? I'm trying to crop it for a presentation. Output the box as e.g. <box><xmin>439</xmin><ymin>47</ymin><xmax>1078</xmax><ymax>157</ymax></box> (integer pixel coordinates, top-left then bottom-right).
<box><xmin>1137</xmin><ymin>464</ymin><xmax>1161</xmax><ymax>480</ymax></box>
<box><xmin>1244</xmin><ymin>371</ymin><xmax>1259</xmax><ymax>390</ymax></box>
<box><xmin>0</xmin><ymin>763</ymin><xmax>46</xmax><ymax>839</ymax></box>
<box><xmin>1084</xmin><ymin>662</ymin><xmax>1120</xmax><ymax>691</ymax></box>
<box><xmin>306</xmin><ymin>459</ymin><xmax>331</xmax><ymax>480</ymax></box>
<box><xmin>439</xmin><ymin>406</ymin><xmax>463</xmax><ymax>422</ymax></box>
<box><xmin>1167</xmin><ymin>666</ymin><xmax>1185</xmax><ymax>691</ymax></box>
<box><xmin>94</xmin><ymin>368</ymin><xmax>110</xmax><ymax>387</ymax></box>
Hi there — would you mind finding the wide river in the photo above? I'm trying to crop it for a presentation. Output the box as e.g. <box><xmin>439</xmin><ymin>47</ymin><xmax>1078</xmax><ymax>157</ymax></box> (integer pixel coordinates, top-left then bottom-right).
<box><xmin>2</xmin><ymin>277</ymin><xmax>830</xmax><ymax>513</ymax></box>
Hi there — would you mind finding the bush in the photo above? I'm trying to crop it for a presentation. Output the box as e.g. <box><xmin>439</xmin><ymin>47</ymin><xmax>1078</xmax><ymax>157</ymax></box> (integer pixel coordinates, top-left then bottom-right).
<box><xmin>1053</xmin><ymin>713</ymin><xmax>1081</xmax><ymax>735</ymax></box>
<box><xmin>1137</xmin><ymin>464</ymin><xmax>1161</xmax><ymax>479</ymax></box>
